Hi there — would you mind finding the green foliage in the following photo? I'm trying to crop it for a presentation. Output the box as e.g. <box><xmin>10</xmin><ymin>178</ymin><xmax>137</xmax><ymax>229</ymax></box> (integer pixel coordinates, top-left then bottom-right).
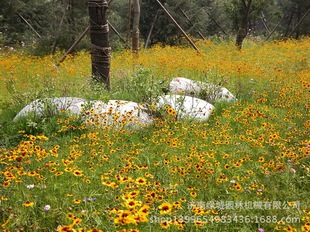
<box><xmin>112</xmin><ymin>67</ymin><xmax>166</xmax><ymax>103</ymax></box>
<box><xmin>140</xmin><ymin>0</ymin><xmax>212</xmax><ymax>46</ymax></box>
<box><xmin>223</xmin><ymin>0</ymin><xmax>272</xmax><ymax>31</ymax></box>
<box><xmin>0</xmin><ymin>99</ymin><xmax>85</xmax><ymax>148</ymax></box>
<box><xmin>1</xmin><ymin>0</ymin><xmax>88</xmax><ymax>54</ymax></box>
<box><xmin>1</xmin><ymin>0</ymin><xmax>310</xmax><ymax>53</ymax></box>
<box><xmin>222</xmin><ymin>0</ymin><xmax>310</xmax><ymax>38</ymax></box>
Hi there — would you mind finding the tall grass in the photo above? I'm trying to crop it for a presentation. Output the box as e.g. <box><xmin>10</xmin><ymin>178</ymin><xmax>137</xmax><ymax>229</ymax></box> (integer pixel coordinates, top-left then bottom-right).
<box><xmin>0</xmin><ymin>37</ymin><xmax>309</xmax><ymax>232</ymax></box>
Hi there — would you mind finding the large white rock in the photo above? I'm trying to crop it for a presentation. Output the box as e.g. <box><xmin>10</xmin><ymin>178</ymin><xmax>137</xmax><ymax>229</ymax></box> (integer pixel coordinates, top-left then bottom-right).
<box><xmin>14</xmin><ymin>98</ymin><xmax>154</xmax><ymax>128</ymax></box>
<box><xmin>82</xmin><ymin>100</ymin><xmax>153</xmax><ymax>128</ymax></box>
<box><xmin>13</xmin><ymin>97</ymin><xmax>86</xmax><ymax>121</ymax></box>
<box><xmin>156</xmin><ymin>94</ymin><xmax>215</xmax><ymax>121</ymax></box>
<box><xmin>169</xmin><ymin>77</ymin><xmax>201</xmax><ymax>95</ymax></box>
<box><xmin>169</xmin><ymin>77</ymin><xmax>237</xmax><ymax>102</ymax></box>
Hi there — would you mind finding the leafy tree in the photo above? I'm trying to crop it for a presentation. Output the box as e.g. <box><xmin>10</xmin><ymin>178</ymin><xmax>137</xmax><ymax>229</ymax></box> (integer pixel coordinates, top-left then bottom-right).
<box><xmin>50</xmin><ymin>0</ymin><xmax>89</xmax><ymax>53</ymax></box>
<box><xmin>223</xmin><ymin>0</ymin><xmax>277</xmax><ymax>48</ymax></box>
<box><xmin>279</xmin><ymin>0</ymin><xmax>310</xmax><ymax>38</ymax></box>
<box><xmin>0</xmin><ymin>0</ymin><xmax>89</xmax><ymax>54</ymax></box>
<box><xmin>1</xmin><ymin>0</ymin><xmax>309</xmax><ymax>53</ymax></box>
<box><xmin>0</xmin><ymin>0</ymin><xmax>50</xmax><ymax>45</ymax></box>
<box><xmin>140</xmin><ymin>0</ymin><xmax>211</xmax><ymax>46</ymax></box>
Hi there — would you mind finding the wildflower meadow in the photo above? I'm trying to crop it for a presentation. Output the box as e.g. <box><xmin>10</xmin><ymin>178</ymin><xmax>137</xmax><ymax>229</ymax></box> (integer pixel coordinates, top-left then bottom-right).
<box><xmin>0</xmin><ymin>37</ymin><xmax>309</xmax><ymax>232</ymax></box>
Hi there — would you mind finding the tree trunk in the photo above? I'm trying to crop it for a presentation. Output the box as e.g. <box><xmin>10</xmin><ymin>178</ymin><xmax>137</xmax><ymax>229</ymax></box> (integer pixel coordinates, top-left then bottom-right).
<box><xmin>235</xmin><ymin>0</ymin><xmax>252</xmax><ymax>50</ymax></box>
<box><xmin>132</xmin><ymin>0</ymin><xmax>140</xmax><ymax>55</ymax></box>
<box><xmin>88</xmin><ymin>0</ymin><xmax>111</xmax><ymax>90</ymax></box>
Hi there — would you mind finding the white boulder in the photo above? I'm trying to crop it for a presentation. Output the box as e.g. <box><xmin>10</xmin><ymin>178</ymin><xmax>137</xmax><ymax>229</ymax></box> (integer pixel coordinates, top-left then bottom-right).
<box><xmin>82</xmin><ymin>100</ymin><xmax>153</xmax><ymax>128</ymax></box>
<box><xmin>156</xmin><ymin>94</ymin><xmax>215</xmax><ymax>121</ymax></box>
<box><xmin>169</xmin><ymin>77</ymin><xmax>202</xmax><ymax>95</ymax></box>
<box><xmin>14</xmin><ymin>98</ymin><xmax>154</xmax><ymax>128</ymax></box>
<box><xmin>169</xmin><ymin>77</ymin><xmax>237</xmax><ymax>102</ymax></box>
<box><xmin>13</xmin><ymin>97</ymin><xmax>86</xmax><ymax>121</ymax></box>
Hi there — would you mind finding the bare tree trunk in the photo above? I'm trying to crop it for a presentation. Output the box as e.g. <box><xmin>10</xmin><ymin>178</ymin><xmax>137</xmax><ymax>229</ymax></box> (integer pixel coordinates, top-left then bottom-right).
<box><xmin>88</xmin><ymin>0</ymin><xmax>111</xmax><ymax>90</ymax></box>
<box><xmin>132</xmin><ymin>0</ymin><xmax>140</xmax><ymax>55</ymax></box>
<box><xmin>235</xmin><ymin>0</ymin><xmax>252</xmax><ymax>50</ymax></box>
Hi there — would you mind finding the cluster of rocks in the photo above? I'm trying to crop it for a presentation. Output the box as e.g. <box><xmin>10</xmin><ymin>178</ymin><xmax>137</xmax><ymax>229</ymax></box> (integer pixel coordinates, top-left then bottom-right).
<box><xmin>14</xmin><ymin>77</ymin><xmax>237</xmax><ymax>128</ymax></box>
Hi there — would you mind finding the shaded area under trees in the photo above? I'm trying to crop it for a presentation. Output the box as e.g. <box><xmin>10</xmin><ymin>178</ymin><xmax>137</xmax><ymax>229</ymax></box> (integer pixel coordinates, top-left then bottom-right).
<box><xmin>1</xmin><ymin>0</ymin><xmax>309</xmax><ymax>54</ymax></box>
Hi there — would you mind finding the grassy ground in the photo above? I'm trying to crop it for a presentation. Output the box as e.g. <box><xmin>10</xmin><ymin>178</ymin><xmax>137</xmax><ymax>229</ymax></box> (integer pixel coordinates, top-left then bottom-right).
<box><xmin>0</xmin><ymin>37</ymin><xmax>309</xmax><ymax>232</ymax></box>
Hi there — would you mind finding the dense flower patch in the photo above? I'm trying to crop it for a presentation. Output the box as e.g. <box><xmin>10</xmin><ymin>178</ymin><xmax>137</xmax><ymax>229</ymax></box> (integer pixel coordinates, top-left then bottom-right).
<box><xmin>0</xmin><ymin>37</ymin><xmax>309</xmax><ymax>231</ymax></box>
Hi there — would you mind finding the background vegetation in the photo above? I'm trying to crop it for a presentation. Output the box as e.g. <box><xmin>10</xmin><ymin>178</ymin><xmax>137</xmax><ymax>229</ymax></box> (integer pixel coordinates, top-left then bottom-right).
<box><xmin>1</xmin><ymin>0</ymin><xmax>310</xmax><ymax>54</ymax></box>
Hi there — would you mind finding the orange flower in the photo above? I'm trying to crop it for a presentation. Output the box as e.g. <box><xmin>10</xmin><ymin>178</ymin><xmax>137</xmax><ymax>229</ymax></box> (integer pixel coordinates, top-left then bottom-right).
<box><xmin>158</xmin><ymin>202</ymin><xmax>173</xmax><ymax>214</ymax></box>
<box><xmin>160</xmin><ymin>220</ymin><xmax>170</xmax><ymax>229</ymax></box>
<box><xmin>73</xmin><ymin>170</ymin><xmax>83</xmax><ymax>177</ymax></box>
<box><xmin>23</xmin><ymin>200</ymin><xmax>34</xmax><ymax>207</ymax></box>
<box><xmin>135</xmin><ymin>177</ymin><xmax>147</xmax><ymax>185</ymax></box>
<box><xmin>73</xmin><ymin>199</ymin><xmax>81</xmax><ymax>204</ymax></box>
<box><xmin>57</xmin><ymin>225</ymin><xmax>75</xmax><ymax>232</ymax></box>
